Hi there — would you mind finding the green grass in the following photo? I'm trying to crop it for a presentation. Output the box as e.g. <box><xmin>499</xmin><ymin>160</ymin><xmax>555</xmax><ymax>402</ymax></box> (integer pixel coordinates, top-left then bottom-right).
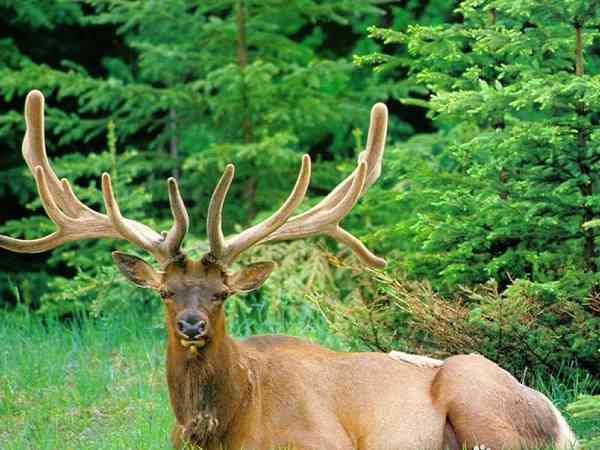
<box><xmin>0</xmin><ymin>308</ymin><xmax>598</xmax><ymax>449</ymax></box>
<box><xmin>0</xmin><ymin>312</ymin><xmax>170</xmax><ymax>449</ymax></box>
<box><xmin>0</xmin><ymin>300</ymin><xmax>344</xmax><ymax>450</ymax></box>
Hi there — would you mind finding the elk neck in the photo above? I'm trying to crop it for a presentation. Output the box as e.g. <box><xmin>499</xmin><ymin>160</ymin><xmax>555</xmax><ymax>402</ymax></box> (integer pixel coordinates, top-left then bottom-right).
<box><xmin>165</xmin><ymin>322</ymin><xmax>256</xmax><ymax>442</ymax></box>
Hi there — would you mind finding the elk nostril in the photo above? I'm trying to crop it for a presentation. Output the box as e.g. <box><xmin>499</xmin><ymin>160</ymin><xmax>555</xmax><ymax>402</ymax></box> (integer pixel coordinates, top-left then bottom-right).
<box><xmin>198</xmin><ymin>320</ymin><xmax>207</xmax><ymax>332</ymax></box>
<box><xmin>177</xmin><ymin>320</ymin><xmax>187</xmax><ymax>332</ymax></box>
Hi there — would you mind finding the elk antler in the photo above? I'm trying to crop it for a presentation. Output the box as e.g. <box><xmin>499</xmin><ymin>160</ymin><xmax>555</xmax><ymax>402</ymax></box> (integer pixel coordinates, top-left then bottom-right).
<box><xmin>206</xmin><ymin>155</ymin><xmax>311</xmax><ymax>265</ymax></box>
<box><xmin>0</xmin><ymin>90</ymin><xmax>189</xmax><ymax>266</ymax></box>
<box><xmin>205</xmin><ymin>103</ymin><xmax>388</xmax><ymax>268</ymax></box>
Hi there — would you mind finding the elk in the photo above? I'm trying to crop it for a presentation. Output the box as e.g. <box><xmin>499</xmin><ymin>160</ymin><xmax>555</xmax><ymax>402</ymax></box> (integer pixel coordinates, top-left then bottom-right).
<box><xmin>1</xmin><ymin>90</ymin><xmax>578</xmax><ymax>450</ymax></box>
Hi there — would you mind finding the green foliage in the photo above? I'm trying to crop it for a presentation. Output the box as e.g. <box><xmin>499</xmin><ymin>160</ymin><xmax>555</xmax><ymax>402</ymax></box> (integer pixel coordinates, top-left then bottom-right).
<box><xmin>363</xmin><ymin>0</ymin><xmax>600</xmax><ymax>293</ymax></box>
<box><xmin>1</xmin><ymin>0</ymin><xmax>386</xmax><ymax>179</ymax></box>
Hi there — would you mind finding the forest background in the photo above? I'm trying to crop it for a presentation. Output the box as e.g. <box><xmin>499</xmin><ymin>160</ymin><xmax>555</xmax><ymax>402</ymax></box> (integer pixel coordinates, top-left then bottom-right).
<box><xmin>0</xmin><ymin>0</ymin><xmax>599</xmax><ymax>448</ymax></box>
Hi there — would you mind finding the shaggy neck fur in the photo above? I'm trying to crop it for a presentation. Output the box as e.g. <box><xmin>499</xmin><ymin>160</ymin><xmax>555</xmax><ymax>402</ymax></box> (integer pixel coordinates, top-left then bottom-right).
<box><xmin>166</xmin><ymin>329</ymin><xmax>255</xmax><ymax>447</ymax></box>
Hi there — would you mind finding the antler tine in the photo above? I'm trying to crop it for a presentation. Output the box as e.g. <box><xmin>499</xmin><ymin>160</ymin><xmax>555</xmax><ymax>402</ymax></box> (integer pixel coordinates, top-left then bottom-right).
<box><xmin>0</xmin><ymin>230</ymin><xmax>64</xmax><ymax>254</ymax></box>
<box><xmin>360</xmin><ymin>102</ymin><xmax>387</xmax><ymax>189</ymax></box>
<box><xmin>101</xmin><ymin>173</ymin><xmax>190</xmax><ymax>263</ymax></box>
<box><xmin>22</xmin><ymin>90</ymin><xmax>83</xmax><ymax>218</ymax></box>
<box><xmin>297</xmin><ymin>102</ymin><xmax>388</xmax><ymax>217</ymax></box>
<box><xmin>0</xmin><ymin>165</ymin><xmax>68</xmax><ymax>253</ymax></box>
<box><xmin>0</xmin><ymin>90</ymin><xmax>189</xmax><ymax>266</ymax></box>
<box><xmin>323</xmin><ymin>161</ymin><xmax>367</xmax><ymax>225</ymax></box>
<box><xmin>328</xmin><ymin>226</ymin><xmax>386</xmax><ymax>268</ymax></box>
<box><xmin>206</xmin><ymin>164</ymin><xmax>235</xmax><ymax>261</ymax></box>
<box><xmin>101</xmin><ymin>173</ymin><xmax>158</xmax><ymax>251</ymax></box>
<box><xmin>34</xmin><ymin>166</ymin><xmax>71</xmax><ymax>226</ymax></box>
<box><xmin>220</xmin><ymin>154</ymin><xmax>311</xmax><ymax>265</ymax></box>
<box><xmin>164</xmin><ymin>177</ymin><xmax>189</xmax><ymax>256</ymax></box>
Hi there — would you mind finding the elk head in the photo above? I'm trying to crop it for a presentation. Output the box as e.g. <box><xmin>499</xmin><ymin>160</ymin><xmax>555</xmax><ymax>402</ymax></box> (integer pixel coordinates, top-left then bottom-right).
<box><xmin>110</xmin><ymin>253</ymin><xmax>276</xmax><ymax>355</ymax></box>
<box><xmin>0</xmin><ymin>90</ymin><xmax>388</xmax><ymax>356</ymax></box>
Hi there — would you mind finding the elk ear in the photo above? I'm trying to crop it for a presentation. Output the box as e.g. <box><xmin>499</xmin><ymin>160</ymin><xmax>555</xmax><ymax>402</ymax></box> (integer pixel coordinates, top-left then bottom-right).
<box><xmin>112</xmin><ymin>251</ymin><xmax>161</xmax><ymax>289</ymax></box>
<box><xmin>228</xmin><ymin>261</ymin><xmax>275</xmax><ymax>293</ymax></box>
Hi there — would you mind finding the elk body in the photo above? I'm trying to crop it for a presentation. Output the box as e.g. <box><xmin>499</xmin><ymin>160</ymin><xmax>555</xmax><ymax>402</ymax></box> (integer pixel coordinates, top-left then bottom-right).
<box><xmin>1</xmin><ymin>91</ymin><xmax>578</xmax><ymax>450</ymax></box>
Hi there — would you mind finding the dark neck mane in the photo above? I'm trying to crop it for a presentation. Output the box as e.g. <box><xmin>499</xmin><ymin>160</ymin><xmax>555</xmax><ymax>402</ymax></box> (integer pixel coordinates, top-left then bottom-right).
<box><xmin>166</xmin><ymin>335</ymin><xmax>254</xmax><ymax>446</ymax></box>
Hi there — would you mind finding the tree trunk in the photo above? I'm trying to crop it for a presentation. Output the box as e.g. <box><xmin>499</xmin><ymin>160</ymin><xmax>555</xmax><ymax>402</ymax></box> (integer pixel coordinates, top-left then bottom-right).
<box><xmin>235</xmin><ymin>0</ymin><xmax>256</xmax><ymax>219</ymax></box>
<box><xmin>170</xmin><ymin>108</ymin><xmax>180</xmax><ymax>179</ymax></box>
<box><xmin>575</xmin><ymin>26</ymin><xmax>583</xmax><ymax>76</ymax></box>
<box><xmin>236</xmin><ymin>0</ymin><xmax>253</xmax><ymax>144</ymax></box>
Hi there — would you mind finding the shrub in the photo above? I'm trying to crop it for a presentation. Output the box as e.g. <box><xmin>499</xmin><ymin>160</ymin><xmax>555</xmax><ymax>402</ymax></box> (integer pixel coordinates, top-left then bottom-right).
<box><xmin>314</xmin><ymin>263</ymin><xmax>600</xmax><ymax>379</ymax></box>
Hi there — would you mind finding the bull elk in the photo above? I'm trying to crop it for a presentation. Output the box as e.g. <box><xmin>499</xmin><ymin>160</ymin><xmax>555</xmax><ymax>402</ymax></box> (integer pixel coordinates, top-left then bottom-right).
<box><xmin>1</xmin><ymin>91</ymin><xmax>578</xmax><ymax>450</ymax></box>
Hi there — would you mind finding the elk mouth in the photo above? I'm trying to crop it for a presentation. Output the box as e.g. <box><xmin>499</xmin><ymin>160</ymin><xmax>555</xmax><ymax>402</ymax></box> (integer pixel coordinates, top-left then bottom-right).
<box><xmin>180</xmin><ymin>337</ymin><xmax>210</xmax><ymax>354</ymax></box>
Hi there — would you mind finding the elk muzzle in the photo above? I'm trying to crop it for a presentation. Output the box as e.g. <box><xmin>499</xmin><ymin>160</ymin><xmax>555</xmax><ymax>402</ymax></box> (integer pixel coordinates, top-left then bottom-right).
<box><xmin>176</xmin><ymin>311</ymin><xmax>210</xmax><ymax>351</ymax></box>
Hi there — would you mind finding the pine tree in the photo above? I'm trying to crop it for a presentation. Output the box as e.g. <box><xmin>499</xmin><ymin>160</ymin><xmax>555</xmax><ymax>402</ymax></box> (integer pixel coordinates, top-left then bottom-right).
<box><xmin>2</xmin><ymin>1</ymin><xmax>387</xmax><ymax>183</ymax></box>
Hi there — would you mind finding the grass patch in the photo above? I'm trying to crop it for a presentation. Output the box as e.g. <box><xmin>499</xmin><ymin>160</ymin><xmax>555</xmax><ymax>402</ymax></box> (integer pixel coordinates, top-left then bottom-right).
<box><xmin>0</xmin><ymin>298</ymin><xmax>342</xmax><ymax>450</ymax></box>
<box><xmin>0</xmin><ymin>306</ymin><xmax>597</xmax><ymax>449</ymax></box>
<box><xmin>0</xmin><ymin>312</ymin><xmax>170</xmax><ymax>449</ymax></box>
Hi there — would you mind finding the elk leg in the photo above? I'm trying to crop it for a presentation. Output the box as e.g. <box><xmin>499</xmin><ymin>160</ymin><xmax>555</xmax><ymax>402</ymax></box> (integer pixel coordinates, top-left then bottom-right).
<box><xmin>442</xmin><ymin>420</ymin><xmax>460</xmax><ymax>450</ymax></box>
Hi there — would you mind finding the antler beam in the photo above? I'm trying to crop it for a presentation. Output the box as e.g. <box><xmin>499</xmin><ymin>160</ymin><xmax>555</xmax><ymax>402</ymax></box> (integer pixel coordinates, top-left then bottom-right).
<box><xmin>206</xmin><ymin>155</ymin><xmax>311</xmax><ymax>265</ymax></box>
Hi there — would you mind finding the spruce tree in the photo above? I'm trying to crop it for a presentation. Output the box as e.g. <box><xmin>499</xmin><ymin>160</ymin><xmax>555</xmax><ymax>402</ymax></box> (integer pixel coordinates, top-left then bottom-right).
<box><xmin>365</xmin><ymin>0</ymin><xmax>600</xmax><ymax>297</ymax></box>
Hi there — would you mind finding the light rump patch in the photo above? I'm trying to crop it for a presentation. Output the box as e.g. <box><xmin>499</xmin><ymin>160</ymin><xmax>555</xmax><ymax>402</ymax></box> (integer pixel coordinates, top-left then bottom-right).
<box><xmin>388</xmin><ymin>350</ymin><xmax>443</xmax><ymax>368</ymax></box>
